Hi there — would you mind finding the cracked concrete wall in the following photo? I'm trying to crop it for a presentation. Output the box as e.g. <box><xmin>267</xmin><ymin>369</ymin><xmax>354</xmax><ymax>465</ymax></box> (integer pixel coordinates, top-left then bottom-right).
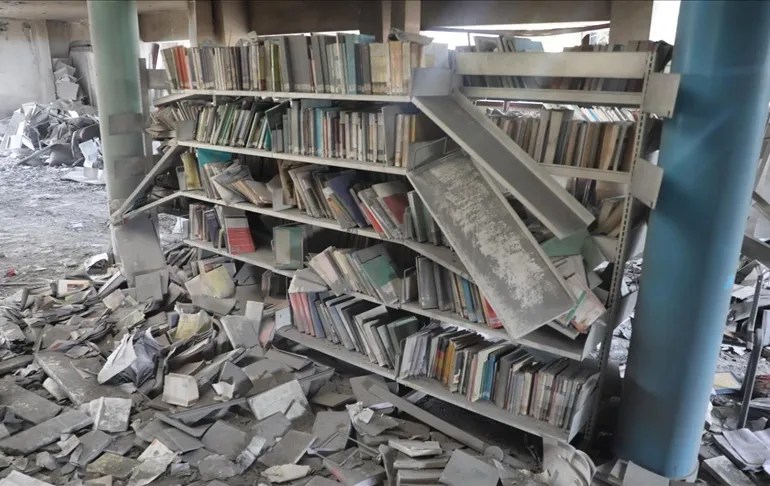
<box><xmin>0</xmin><ymin>19</ymin><xmax>55</xmax><ymax>117</ymax></box>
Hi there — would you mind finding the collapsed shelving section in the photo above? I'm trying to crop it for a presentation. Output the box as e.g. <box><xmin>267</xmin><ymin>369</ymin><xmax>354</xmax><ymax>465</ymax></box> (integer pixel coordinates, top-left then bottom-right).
<box><xmin>131</xmin><ymin>39</ymin><xmax>670</xmax><ymax>442</ymax></box>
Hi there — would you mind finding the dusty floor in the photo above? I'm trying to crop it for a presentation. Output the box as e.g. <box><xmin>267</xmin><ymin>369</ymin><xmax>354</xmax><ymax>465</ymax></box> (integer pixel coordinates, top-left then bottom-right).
<box><xmin>0</xmin><ymin>151</ymin><xmax>177</xmax><ymax>298</ymax></box>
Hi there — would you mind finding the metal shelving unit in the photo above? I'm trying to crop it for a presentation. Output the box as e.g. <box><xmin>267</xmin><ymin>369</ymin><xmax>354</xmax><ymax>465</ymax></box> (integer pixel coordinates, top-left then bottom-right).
<box><xmin>142</xmin><ymin>49</ymin><xmax>667</xmax><ymax>443</ymax></box>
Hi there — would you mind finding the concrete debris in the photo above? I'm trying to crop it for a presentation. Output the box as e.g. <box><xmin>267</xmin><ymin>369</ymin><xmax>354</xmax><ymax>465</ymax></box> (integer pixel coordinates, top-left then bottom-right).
<box><xmin>0</xmin><ymin>246</ymin><xmax>546</xmax><ymax>486</ymax></box>
<box><xmin>440</xmin><ymin>449</ymin><xmax>499</xmax><ymax>486</ymax></box>
<box><xmin>263</xmin><ymin>464</ymin><xmax>312</xmax><ymax>483</ymax></box>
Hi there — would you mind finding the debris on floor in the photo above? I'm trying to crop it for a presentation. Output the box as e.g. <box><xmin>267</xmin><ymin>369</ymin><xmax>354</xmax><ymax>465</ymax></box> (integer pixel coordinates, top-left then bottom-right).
<box><xmin>0</xmin><ymin>243</ymin><xmax>553</xmax><ymax>485</ymax></box>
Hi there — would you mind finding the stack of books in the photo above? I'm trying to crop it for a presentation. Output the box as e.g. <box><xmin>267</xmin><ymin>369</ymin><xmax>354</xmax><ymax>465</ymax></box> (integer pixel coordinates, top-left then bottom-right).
<box><xmin>398</xmin><ymin>327</ymin><xmax>598</xmax><ymax>429</ymax></box>
<box><xmin>487</xmin><ymin>105</ymin><xmax>637</xmax><ymax>172</ymax></box>
<box><xmin>416</xmin><ymin>257</ymin><xmax>500</xmax><ymax>327</ymax></box>
<box><xmin>161</xmin><ymin>36</ymin><xmax>449</xmax><ymax>95</ymax></box>
<box><xmin>147</xmin><ymin>100</ymin><xmax>207</xmax><ymax>137</ymax></box>
<box><xmin>193</xmin><ymin>99</ymin><xmax>282</xmax><ymax>149</ymax></box>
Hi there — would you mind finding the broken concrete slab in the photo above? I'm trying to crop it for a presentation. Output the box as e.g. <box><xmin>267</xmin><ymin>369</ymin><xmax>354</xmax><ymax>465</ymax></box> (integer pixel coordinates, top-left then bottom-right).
<box><xmin>393</xmin><ymin>456</ymin><xmax>450</xmax><ymax>469</ymax></box>
<box><xmin>198</xmin><ymin>454</ymin><xmax>239</xmax><ymax>481</ymax></box>
<box><xmin>201</xmin><ymin>420</ymin><xmax>248</xmax><ymax>460</ymax></box>
<box><xmin>311</xmin><ymin>391</ymin><xmax>355</xmax><ymax>408</ymax></box>
<box><xmin>399</xmin><ymin>468</ymin><xmax>443</xmax><ymax>484</ymax></box>
<box><xmin>35</xmin><ymin>352</ymin><xmax>129</xmax><ymax>405</ymax></box>
<box><xmin>259</xmin><ymin>429</ymin><xmax>316</xmax><ymax>467</ymax></box>
<box><xmin>216</xmin><ymin>362</ymin><xmax>251</xmax><ymax>398</ymax></box>
<box><xmin>247</xmin><ymin>379</ymin><xmax>308</xmax><ymax>421</ymax></box>
<box><xmin>0</xmin><ymin>471</ymin><xmax>54</xmax><ymax>486</ymax></box>
<box><xmin>388</xmin><ymin>439</ymin><xmax>442</xmax><ymax>458</ymax></box>
<box><xmin>86</xmin><ymin>453</ymin><xmax>139</xmax><ymax>480</ymax></box>
<box><xmin>440</xmin><ymin>449</ymin><xmax>499</xmax><ymax>486</ymax></box>
<box><xmin>0</xmin><ymin>409</ymin><xmax>92</xmax><ymax>455</ymax></box>
<box><xmin>305</xmin><ymin>477</ymin><xmax>340</xmax><ymax>486</ymax></box>
<box><xmin>263</xmin><ymin>464</ymin><xmax>311</xmax><ymax>483</ymax></box>
<box><xmin>154</xmin><ymin>427</ymin><xmax>204</xmax><ymax>454</ymax></box>
<box><xmin>90</xmin><ymin>397</ymin><xmax>132</xmax><ymax>432</ymax></box>
<box><xmin>252</xmin><ymin>412</ymin><xmax>292</xmax><ymax>449</ymax></box>
<box><xmin>71</xmin><ymin>430</ymin><xmax>112</xmax><ymax>467</ymax></box>
<box><xmin>162</xmin><ymin>373</ymin><xmax>199</xmax><ymax>407</ymax></box>
<box><xmin>0</xmin><ymin>378</ymin><xmax>62</xmax><ymax>424</ymax></box>
<box><xmin>312</xmin><ymin>411</ymin><xmax>351</xmax><ymax>453</ymax></box>
<box><xmin>154</xmin><ymin>413</ymin><xmax>211</xmax><ymax>438</ymax></box>
<box><xmin>220</xmin><ymin>315</ymin><xmax>260</xmax><ymax>349</ymax></box>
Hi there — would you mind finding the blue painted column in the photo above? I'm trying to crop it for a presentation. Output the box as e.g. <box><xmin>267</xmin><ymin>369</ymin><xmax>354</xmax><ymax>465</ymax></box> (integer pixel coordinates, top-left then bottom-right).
<box><xmin>615</xmin><ymin>0</ymin><xmax>770</xmax><ymax>478</ymax></box>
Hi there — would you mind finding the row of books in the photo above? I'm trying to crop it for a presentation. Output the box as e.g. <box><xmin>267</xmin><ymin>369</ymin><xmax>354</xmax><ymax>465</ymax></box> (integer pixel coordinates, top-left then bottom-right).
<box><xmin>289</xmin><ymin>290</ymin><xmax>420</xmax><ymax>369</ymax></box>
<box><xmin>179</xmin><ymin>98</ymin><xmax>444</xmax><ymax>168</ymax></box>
<box><xmin>398</xmin><ymin>326</ymin><xmax>598</xmax><ymax>429</ymax></box>
<box><xmin>461</xmin><ymin>39</ymin><xmax>671</xmax><ymax>92</ymax></box>
<box><xmin>285</xmin><ymin>101</ymin><xmax>442</xmax><ymax>167</ymax></box>
<box><xmin>488</xmin><ymin>105</ymin><xmax>637</xmax><ymax>172</ymax></box>
<box><xmin>286</xmin><ymin>289</ymin><xmax>597</xmax><ymax>430</ymax></box>
<box><xmin>188</xmin><ymin>203</ymin><xmax>256</xmax><ymax>255</ymax></box>
<box><xmin>416</xmin><ymin>256</ymin><xmax>500</xmax><ymax>327</ymax></box>
<box><xmin>287</xmin><ymin>166</ymin><xmax>447</xmax><ymax>244</ymax></box>
<box><xmin>161</xmin><ymin>36</ymin><xmax>449</xmax><ymax>95</ymax></box>
<box><xmin>192</xmin><ymin>99</ymin><xmax>281</xmax><ymax>149</ymax></box>
<box><xmin>147</xmin><ymin>100</ymin><xmax>206</xmax><ymax>138</ymax></box>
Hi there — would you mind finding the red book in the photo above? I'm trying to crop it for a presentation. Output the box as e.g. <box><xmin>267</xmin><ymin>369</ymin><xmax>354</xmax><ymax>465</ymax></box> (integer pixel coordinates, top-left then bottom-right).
<box><xmin>224</xmin><ymin>217</ymin><xmax>256</xmax><ymax>255</ymax></box>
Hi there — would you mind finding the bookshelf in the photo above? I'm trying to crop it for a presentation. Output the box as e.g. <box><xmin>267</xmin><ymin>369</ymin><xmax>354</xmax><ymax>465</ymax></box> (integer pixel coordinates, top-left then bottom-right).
<box><xmin>141</xmin><ymin>43</ymin><xmax>669</xmax><ymax>443</ymax></box>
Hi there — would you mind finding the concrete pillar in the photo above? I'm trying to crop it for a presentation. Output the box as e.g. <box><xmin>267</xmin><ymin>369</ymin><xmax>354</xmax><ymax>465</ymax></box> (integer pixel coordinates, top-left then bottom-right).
<box><xmin>87</xmin><ymin>0</ymin><xmax>165</xmax><ymax>281</ymax></box>
<box><xmin>609</xmin><ymin>0</ymin><xmax>653</xmax><ymax>44</ymax></box>
<box><xmin>615</xmin><ymin>0</ymin><xmax>770</xmax><ymax>478</ymax></box>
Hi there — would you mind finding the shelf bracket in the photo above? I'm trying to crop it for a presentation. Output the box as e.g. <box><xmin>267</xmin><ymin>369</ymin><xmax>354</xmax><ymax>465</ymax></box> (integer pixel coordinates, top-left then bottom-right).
<box><xmin>630</xmin><ymin>157</ymin><xmax>664</xmax><ymax>209</ymax></box>
<box><xmin>642</xmin><ymin>72</ymin><xmax>681</xmax><ymax>118</ymax></box>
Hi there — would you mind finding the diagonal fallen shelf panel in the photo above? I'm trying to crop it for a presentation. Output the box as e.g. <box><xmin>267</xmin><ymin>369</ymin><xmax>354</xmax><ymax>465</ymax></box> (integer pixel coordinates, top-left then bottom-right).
<box><xmin>407</xmin><ymin>151</ymin><xmax>575</xmax><ymax>340</ymax></box>
<box><xmin>412</xmin><ymin>93</ymin><xmax>594</xmax><ymax>238</ymax></box>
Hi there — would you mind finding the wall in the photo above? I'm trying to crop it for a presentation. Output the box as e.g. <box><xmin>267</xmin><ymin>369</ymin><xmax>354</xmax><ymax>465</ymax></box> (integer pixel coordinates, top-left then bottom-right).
<box><xmin>0</xmin><ymin>19</ymin><xmax>55</xmax><ymax>117</ymax></box>
<box><xmin>46</xmin><ymin>19</ymin><xmax>90</xmax><ymax>58</ymax></box>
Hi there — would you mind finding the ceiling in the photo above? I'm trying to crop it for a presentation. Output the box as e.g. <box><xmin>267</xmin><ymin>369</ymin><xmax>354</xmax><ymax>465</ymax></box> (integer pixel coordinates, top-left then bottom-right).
<box><xmin>0</xmin><ymin>1</ymin><xmax>187</xmax><ymax>21</ymax></box>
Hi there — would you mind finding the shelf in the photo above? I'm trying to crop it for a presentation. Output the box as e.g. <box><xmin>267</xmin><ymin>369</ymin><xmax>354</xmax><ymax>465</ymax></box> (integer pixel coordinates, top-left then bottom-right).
<box><xmin>276</xmin><ymin>326</ymin><xmax>576</xmax><ymax>441</ymax></box>
<box><xmin>183</xmin><ymin>239</ymin><xmax>295</xmax><ymax>278</ymax></box>
<box><xmin>277</xmin><ymin>327</ymin><xmax>397</xmax><ymax>380</ymax></box>
<box><xmin>180</xmin><ymin>190</ymin><xmax>471</xmax><ymax>279</ymax></box>
<box><xmin>543</xmin><ymin>165</ymin><xmax>631</xmax><ymax>184</ymax></box>
<box><xmin>460</xmin><ymin>87</ymin><xmax>643</xmax><ymax>107</ymax></box>
<box><xmin>177</xmin><ymin>140</ymin><xmax>408</xmax><ymax>175</ymax></box>
<box><xmin>180</xmin><ymin>239</ymin><xmax>590</xmax><ymax>361</ymax></box>
<box><xmin>178</xmin><ymin>89</ymin><xmax>411</xmax><ymax>103</ymax></box>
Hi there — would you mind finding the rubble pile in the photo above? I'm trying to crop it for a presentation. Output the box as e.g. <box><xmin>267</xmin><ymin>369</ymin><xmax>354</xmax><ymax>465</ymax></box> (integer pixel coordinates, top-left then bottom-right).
<box><xmin>0</xmin><ymin>242</ymin><xmax>564</xmax><ymax>485</ymax></box>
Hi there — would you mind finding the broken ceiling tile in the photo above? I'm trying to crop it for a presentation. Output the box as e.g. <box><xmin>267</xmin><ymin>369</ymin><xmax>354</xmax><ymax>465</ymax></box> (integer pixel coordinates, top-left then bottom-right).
<box><xmin>220</xmin><ymin>315</ymin><xmax>260</xmax><ymax>349</ymax></box>
<box><xmin>312</xmin><ymin>411</ymin><xmax>351</xmax><ymax>453</ymax></box>
<box><xmin>235</xmin><ymin>435</ymin><xmax>267</xmax><ymax>471</ymax></box>
<box><xmin>154</xmin><ymin>413</ymin><xmax>211</xmax><ymax>438</ymax></box>
<box><xmin>0</xmin><ymin>379</ymin><xmax>62</xmax><ymax>424</ymax></box>
<box><xmin>42</xmin><ymin>378</ymin><xmax>67</xmax><ymax>402</ymax></box>
<box><xmin>0</xmin><ymin>410</ymin><xmax>92</xmax><ymax>455</ymax></box>
<box><xmin>35</xmin><ymin>451</ymin><xmax>59</xmax><ymax>471</ymax></box>
<box><xmin>200</xmin><ymin>420</ymin><xmax>248</xmax><ymax>460</ymax></box>
<box><xmin>387</xmin><ymin>440</ymin><xmax>442</xmax><ymax>458</ymax></box>
<box><xmin>198</xmin><ymin>454</ymin><xmax>239</xmax><ymax>481</ymax></box>
<box><xmin>127</xmin><ymin>439</ymin><xmax>177</xmax><ymax>486</ymax></box>
<box><xmin>162</xmin><ymin>373</ymin><xmax>199</xmax><ymax>407</ymax></box>
<box><xmin>86</xmin><ymin>453</ymin><xmax>139</xmax><ymax>480</ymax></box>
<box><xmin>258</xmin><ymin>430</ymin><xmax>316</xmax><ymax>467</ymax></box>
<box><xmin>154</xmin><ymin>427</ymin><xmax>204</xmax><ymax>454</ymax></box>
<box><xmin>439</xmin><ymin>449</ymin><xmax>499</xmax><ymax>486</ymax></box>
<box><xmin>263</xmin><ymin>464</ymin><xmax>311</xmax><ymax>483</ymax></box>
<box><xmin>90</xmin><ymin>397</ymin><xmax>132</xmax><ymax>433</ymax></box>
<box><xmin>247</xmin><ymin>379</ymin><xmax>309</xmax><ymax>421</ymax></box>
<box><xmin>310</xmin><ymin>391</ymin><xmax>355</xmax><ymax>408</ymax></box>
<box><xmin>265</xmin><ymin>348</ymin><xmax>311</xmax><ymax>371</ymax></box>
<box><xmin>217</xmin><ymin>362</ymin><xmax>252</xmax><ymax>398</ymax></box>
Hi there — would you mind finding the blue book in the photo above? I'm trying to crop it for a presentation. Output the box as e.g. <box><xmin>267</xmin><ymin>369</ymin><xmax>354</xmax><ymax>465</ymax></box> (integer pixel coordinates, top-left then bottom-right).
<box><xmin>345</xmin><ymin>34</ymin><xmax>374</xmax><ymax>94</ymax></box>
<box><xmin>307</xmin><ymin>293</ymin><xmax>326</xmax><ymax>339</ymax></box>
<box><xmin>461</xmin><ymin>279</ymin><xmax>476</xmax><ymax>322</ymax></box>
<box><xmin>327</xmin><ymin>170</ymin><xmax>368</xmax><ymax>227</ymax></box>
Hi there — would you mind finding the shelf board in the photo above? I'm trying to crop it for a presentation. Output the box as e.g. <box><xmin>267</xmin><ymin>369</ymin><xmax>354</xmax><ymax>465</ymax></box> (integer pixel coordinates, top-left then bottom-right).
<box><xmin>277</xmin><ymin>327</ymin><xmax>397</xmax><ymax>380</ymax></box>
<box><xmin>460</xmin><ymin>87</ymin><xmax>643</xmax><ymax>107</ymax></box>
<box><xmin>123</xmin><ymin>192</ymin><xmax>183</xmax><ymax>221</ymax></box>
<box><xmin>544</xmin><ymin>166</ymin><xmax>631</xmax><ymax>184</ymax></box>
<box><xmin>183</xmin><ymin>239</ymin><xmax>295</xmax><ymax>278</ymax></box>
<box><xmin>179</xmin><ymin>88</ymin><xmax>411</xmax><ymax>103</ymax></box>
<box><xmin>276</xmin><ymin>326</ymin><xmax>572</xmax><ymax>441</ymax></box>
<box><xmin>177</xmin><ymin>140</ymin><xmax>408</xmax><ymax>175</ymax></box>
<box><xmin>180</xmin><ymin>190</ymin><xmax>470</xmax><ymax>279</ymax></box>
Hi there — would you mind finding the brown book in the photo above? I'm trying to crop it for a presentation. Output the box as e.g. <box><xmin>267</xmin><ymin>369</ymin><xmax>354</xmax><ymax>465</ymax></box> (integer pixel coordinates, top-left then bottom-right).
<box><xmin>597</xmin><ymin>123</ymin><xmax>621</xmax><ymax>171</ymax></box>
<box><xmin>562</xmin><ymin>120</ymin><xmax>581</xmax><ymax>166</ymax></box>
